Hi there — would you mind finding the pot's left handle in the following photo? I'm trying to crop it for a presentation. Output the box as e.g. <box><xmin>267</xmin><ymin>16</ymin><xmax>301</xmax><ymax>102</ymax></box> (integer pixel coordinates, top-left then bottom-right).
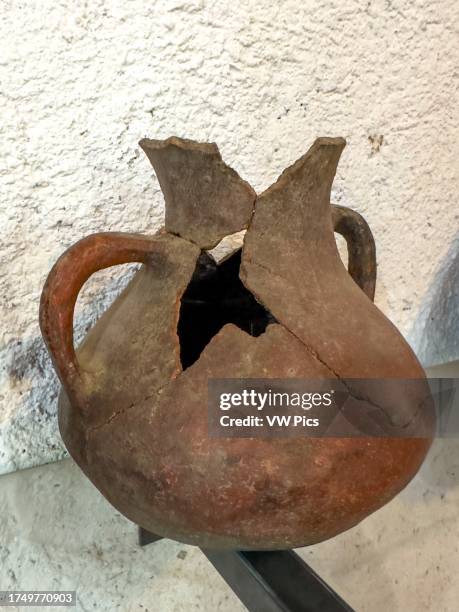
<box><xmin>40</xmin><ymin>232</ymin><xmax>159</xmax><ymax>403</ymax></box>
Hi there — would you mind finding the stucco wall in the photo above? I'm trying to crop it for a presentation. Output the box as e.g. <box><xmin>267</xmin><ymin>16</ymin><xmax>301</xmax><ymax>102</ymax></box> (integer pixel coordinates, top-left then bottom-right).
<box><xmin>1</xmin><ymin>0</ymin><xmax>458</xmax><ymax>474</ymax></box>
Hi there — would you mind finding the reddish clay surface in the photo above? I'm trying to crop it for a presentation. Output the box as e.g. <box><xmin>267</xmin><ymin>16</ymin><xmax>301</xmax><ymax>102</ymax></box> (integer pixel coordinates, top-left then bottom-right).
<box><xmin>40</xmin><ymin>137</ymin><xmax>434</xmax><ymax>549</ymax></box>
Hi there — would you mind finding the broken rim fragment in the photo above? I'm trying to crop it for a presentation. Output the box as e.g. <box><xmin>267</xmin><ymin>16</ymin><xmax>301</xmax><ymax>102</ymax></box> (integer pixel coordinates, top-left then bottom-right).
<box><xmin>140</xmin><ymin>136</ymin><xmax>256</xmax><ymax>249</ymax></box>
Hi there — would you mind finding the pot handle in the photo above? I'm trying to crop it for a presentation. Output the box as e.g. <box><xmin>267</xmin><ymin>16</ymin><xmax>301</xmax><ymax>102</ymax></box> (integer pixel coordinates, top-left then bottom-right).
<box><xmin>39</xmin><ymin>232</ymin><xmax>159</xmax><ymax>401</ymax></box>
<box><xmin>332</xmin><ymin>204</ymin><xmax>377</xmax><ymax>301</ymax></box>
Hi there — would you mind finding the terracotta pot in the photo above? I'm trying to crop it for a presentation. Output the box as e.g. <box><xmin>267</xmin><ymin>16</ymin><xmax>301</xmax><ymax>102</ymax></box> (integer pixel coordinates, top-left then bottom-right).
<box><xmin>40</xmin><ymin>137</ymin><xmax>434</xmax><ymax>549</ymax></box>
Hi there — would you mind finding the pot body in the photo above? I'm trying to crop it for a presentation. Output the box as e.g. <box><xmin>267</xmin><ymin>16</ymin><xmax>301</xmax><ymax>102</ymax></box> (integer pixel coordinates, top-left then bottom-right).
<box><xmin>40</xmin><ymin>137</ymin><xmax>435</xmax><ymax>549</ymax></box>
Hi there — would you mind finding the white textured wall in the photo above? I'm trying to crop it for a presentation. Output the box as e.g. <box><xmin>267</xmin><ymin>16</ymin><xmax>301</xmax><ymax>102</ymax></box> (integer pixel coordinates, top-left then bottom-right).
<box><xmin>1</xmin><ymin>0</ymin><xmax>458</xmax><ymax>474</ymax></box>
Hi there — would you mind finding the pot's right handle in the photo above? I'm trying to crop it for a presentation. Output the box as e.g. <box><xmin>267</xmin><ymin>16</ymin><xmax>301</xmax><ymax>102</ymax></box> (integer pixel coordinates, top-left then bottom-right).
<box><xmin>40</xmin><ymin>232</ymin><xmax>160</xmax><ymax>403</ymax></box>
<box><xmin>332</xmin><ymin>204</ymin><xmax>377</xmax><ymax>301</ymax></box>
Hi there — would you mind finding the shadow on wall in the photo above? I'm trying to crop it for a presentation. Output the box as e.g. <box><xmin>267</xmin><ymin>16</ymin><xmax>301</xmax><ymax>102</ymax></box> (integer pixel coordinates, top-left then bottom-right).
<box><xmin>0</xmin><ymin>334</ymin><xmax>65</xmax><ymax>474</ymax></box>
<box><xmin>409</xmin><ymin>232</ymin><xmax>459</xmax><ymax>368</ymax></box>
<box><xmin>0</xmin><ymin>265</ymin><xmax>139</xmax><ymax>475</ymax></box>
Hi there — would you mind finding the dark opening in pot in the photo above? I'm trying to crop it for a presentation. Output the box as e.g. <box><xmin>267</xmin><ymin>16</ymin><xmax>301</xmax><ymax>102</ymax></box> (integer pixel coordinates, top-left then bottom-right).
<box><xmin>178</xmin><ymin>248</ymin><xmax>277</xmax><ymax>369</ymax></box>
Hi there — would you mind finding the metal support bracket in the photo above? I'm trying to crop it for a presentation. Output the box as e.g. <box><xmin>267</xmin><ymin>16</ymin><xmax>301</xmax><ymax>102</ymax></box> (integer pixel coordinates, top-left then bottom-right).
<box><xmin>138</xmin><ymin>528</ymin><xmax>354</xmax><ymax>612</ymax></box>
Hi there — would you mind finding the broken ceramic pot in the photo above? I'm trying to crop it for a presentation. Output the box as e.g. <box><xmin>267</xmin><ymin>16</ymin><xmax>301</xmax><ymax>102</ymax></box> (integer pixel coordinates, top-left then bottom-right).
<box><xmin>40</xmin><ymin>136</ymin><xmax>434</xmax><ymax>549</ymax></box>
